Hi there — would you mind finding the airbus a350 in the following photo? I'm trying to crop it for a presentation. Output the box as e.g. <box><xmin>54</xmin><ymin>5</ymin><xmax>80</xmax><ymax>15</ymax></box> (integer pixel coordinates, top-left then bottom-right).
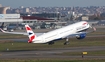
<box><xmin>0</xmin><ymin>21</ymin><xmax>96</xmax><ymax>45</ymax></box>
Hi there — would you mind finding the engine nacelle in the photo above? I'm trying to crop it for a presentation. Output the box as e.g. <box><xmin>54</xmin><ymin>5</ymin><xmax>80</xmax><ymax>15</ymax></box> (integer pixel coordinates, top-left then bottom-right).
<box><xmin>76</xmin><ymin>33</ymin><xmax>86</xmax><ymax>39</ymax></box>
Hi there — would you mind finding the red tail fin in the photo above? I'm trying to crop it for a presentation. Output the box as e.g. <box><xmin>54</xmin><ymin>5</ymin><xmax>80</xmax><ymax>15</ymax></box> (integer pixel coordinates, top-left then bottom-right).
<box><xmin>25</xmin><ymin>25</ymin><xmax>36</xmax><ymax>43</ymax></box>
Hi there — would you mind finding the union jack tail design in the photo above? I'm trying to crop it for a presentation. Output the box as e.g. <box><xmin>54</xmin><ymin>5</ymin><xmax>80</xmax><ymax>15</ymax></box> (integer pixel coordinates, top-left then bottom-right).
<box><xmin>25</xmin><ymin>25</ymin><xmax>36</xmax><ymax>43</ymax></box>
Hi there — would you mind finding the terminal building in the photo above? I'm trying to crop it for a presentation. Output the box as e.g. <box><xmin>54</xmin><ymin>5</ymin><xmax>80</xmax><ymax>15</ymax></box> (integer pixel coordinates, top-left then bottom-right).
<box><xmin>0</xmin><ymin>4</ymin><xmax>23</xmax><ymax>23</ymax></box>
<box><xmin>0</xmin><ymin>14</ymin><xmax>23</xmax><ymax>23</ymax></box>
<box><xmin>21</xmin><ymin>16</ymin><xmax>56</xmax><ymax>29</ymax></box>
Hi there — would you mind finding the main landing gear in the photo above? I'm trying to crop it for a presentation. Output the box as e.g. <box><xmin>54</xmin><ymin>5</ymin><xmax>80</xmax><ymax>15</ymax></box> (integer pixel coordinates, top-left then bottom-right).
<box><xmin>64</xmin><ymin>38</ymin><xmax>70</xmax><ymax>45</ymax></box>
<box><xmin>48</xmin><ymin>41</ymin><xmax>54</xmax><ymax>45</ymax></box>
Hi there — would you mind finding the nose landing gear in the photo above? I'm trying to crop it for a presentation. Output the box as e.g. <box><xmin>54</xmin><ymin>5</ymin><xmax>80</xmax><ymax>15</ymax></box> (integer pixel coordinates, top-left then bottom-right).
<box><xmin>64</xmin><ymin>38</ymin><xmax>69</xmax><ymax>45</ymax></box>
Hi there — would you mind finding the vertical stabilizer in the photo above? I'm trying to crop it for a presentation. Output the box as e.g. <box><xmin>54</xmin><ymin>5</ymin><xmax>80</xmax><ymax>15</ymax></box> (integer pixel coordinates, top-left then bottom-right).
<box><xmin>25</xmin><ymin>25</ymin><xmax>36</xmax><ymax>43</ymax></box>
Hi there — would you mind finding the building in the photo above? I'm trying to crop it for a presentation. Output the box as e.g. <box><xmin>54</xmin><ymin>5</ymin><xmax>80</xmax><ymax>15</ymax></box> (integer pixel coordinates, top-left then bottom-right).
<box><xmin>81</xmin><ymin>16</ymin><xmax>89</xmax><ymax>21</ymax></box>
<box><xmin>21</xmin><ymin>16</ymin><xmax>55</xmax><ymax>23</ymax></box>
<box><xmin>24</xmin><ymin>8</ymin><xmax>30</xmax><ymax>13</ymax></box>
<box><xmin>21</xmin><ymin>16</ymin><xmax>56</xmax><ymax>29</ymax></box>
<box><xmin>0</xmin><ymin>4</ymin><xmax>10</xmax><ymax>14</ymax></box>
<box><xmin>0</xmin><ymin>7</ymin><xmax>9</xmax><ymax>14</ymax></box>
<box><xmin>0</xmin><ymin>14</ymin><xmax>23</xmax><ymax>22</ymax></box>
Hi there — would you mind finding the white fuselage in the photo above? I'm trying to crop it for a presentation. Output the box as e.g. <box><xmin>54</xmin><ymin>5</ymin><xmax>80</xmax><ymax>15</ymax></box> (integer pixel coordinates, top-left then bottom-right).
<box><xmin>32</xmin><ymin>21</ymin><xmax>90</xmax><ymax>43</ymax></box>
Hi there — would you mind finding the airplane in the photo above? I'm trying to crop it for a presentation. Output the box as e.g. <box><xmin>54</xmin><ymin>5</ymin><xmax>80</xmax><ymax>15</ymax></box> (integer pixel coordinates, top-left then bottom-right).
<box><xmin>0</xmin><ymin>21</ymin><xmax>96</xmax><ymax>45</ymax></box>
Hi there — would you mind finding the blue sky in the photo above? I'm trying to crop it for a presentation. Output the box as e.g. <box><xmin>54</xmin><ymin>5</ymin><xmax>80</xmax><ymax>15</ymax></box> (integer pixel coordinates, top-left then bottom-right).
<box><xmin>0</xmin><ymin>0</ymin><xmax>105</xmax><ymax>8</ymax></box>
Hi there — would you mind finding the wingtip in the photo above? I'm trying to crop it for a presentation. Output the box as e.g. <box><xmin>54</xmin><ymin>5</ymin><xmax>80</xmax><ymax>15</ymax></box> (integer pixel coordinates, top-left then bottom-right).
<box><xmin>0</xmin><ymin>28</ymin><xmax>5</xmax><ymax>32</ymax></box>
<box><xmin>93</xmin><ymin>27</ymin><xmax>96</xmax><ymax>31</ymax></box>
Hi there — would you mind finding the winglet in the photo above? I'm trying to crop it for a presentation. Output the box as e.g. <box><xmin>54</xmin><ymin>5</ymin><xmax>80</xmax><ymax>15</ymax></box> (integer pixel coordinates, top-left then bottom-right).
<box><xmin>93</xmin><ymin>27</ymin><xmax>96</xmax><ymax>32</ymax></box>
<box><xmin>25</xmin><ymin>25</ymin><xmax>36</xmax><ymax>43</ymax></box>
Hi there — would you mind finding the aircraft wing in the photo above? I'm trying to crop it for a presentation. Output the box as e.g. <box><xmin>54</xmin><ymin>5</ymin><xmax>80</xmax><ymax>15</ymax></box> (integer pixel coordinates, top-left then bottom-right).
<box><xmin>0</xmin><ymin>28</ymin><xmax>44</xmax><ymax>36</ymax></box>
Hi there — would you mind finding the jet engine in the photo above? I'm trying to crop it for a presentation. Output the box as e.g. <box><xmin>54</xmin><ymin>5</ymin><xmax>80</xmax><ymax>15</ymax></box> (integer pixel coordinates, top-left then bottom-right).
<box><xmin>76</xmin><ymin>33</ymin><xmax>86</xmax><ymax>39</ymax></box>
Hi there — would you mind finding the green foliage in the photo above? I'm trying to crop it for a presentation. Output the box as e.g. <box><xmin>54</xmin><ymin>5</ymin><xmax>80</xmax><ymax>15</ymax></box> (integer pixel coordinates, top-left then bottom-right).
<box><xmin>0</xmin><ymin>34</ymin><xmax>105</xmax><ymax>51</ymax></box>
